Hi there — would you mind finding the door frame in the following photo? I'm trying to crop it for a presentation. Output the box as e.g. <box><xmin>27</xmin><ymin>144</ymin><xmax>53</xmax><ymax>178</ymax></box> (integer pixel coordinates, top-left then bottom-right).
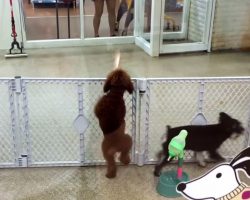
<box><xmin>159</xmin><ymin>0</ymin><xmax>216</xmax><ymax>54</ymax></box>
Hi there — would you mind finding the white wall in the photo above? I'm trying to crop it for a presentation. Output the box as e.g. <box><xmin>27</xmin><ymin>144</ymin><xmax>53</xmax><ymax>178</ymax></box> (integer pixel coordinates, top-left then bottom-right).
<box><xmin>0</xmin><ymin>0</ymin><xmax>22</xmax><ymax>50</ymax></box>
<box><xmin>212</xmin><ymin>0</ymin><xmax>250</xmax><ymax>50</ymax></box>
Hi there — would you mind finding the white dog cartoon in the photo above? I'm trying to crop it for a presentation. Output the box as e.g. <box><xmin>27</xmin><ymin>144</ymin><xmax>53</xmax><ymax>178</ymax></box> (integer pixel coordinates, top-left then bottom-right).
<box><xmin>177</xmin><ymin>147</ymin><xmax>250</xmax><ymax>200</ymax></box>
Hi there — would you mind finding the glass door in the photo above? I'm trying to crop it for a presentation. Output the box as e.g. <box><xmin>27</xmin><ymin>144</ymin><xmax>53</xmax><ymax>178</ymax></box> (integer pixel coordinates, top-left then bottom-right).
<box><xmin>21</xmin><ymin>0</ymin><xmax>136</xmax><ymax>48</ymax></box>
<box><xmin>22</xmin><ymin>0</ymin><xmax>81</xmax><ymax>40</ymax></box>
<box><xmin>135</xmin><ymin>0</ymin><xmax>163</xmax><ymax>56</ymax></box>
<box><xmin>160</xmin><ymin>0</ymin><xmax>215</xmax><ymax>53</ymax></box>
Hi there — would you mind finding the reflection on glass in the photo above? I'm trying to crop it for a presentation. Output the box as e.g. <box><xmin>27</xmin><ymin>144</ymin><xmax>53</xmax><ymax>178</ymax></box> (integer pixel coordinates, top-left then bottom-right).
<box><xmin>23</xmin><ymin>0</ymin><xmax>80</xmax><ymax>40</ymax></box>
<box><xmin>163</xmin><ymin>0</ymin><xmax>186</xmax><ymax>44</ymax></box>
<box><xmin>84</xmin><ymin>0</ymin><xmax>134</xmax><ymax>38</ymax></box>
<box><xmin>164</xmin><ymin>0</ymin><xmax>183</xmax><ymax>32</ymax></box>
<box><xmin>163</xmin><ymin>0</ymin><xmax>207</xmax><ymax>44</ymax></box>
<box><xmin>116</xmin><ymin>0</ymin><xmax>134</xmax><ymax>36</ymax></box>
<box><xmin>144</xmin><ymin>0</ymin><xmax>151</xmax><ymax>33</ymax></box>
<box><xmin>142</xmin><ymin>0</ymin><xmax>151</xmax><ymax>42</ymax></box>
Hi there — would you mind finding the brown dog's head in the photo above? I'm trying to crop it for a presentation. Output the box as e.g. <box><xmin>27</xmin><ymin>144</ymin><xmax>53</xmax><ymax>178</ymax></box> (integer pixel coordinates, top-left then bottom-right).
<box><xmin>103</xmin><ymin>69</ymin><xmax>134</xmax><ymax>94</ymax></box>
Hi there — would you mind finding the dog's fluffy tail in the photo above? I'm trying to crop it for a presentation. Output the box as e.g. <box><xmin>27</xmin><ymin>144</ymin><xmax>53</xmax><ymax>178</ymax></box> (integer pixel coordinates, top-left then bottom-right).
<box><xmin>113</xmin><ymin>50</ymin><xmax>120</xmax><ymax>69</ymax></box>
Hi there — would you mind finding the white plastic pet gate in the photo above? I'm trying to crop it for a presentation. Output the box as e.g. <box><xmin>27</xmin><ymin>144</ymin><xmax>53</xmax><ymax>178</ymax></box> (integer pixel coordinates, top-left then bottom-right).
<box><xmin>0</xmin><ymin>77</ymin><xmax>249</xmax><ymax>168</ymax></box>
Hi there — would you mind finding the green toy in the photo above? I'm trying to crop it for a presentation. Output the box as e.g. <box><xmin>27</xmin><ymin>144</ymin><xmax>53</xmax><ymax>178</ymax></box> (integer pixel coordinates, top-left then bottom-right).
<box><xmin>156</xmin><ymin>130</ymin><xmax>189</xmax><ymax>198</ymax></box>
<box><xmin>168</xmin><ymin>129</ymin><xmax>187</xmax><ymax>179</ymax></box>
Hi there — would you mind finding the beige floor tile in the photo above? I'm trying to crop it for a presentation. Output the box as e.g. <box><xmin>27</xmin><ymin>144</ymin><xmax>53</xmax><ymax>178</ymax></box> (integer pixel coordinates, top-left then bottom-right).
<box><xmin>1</xmin><ymin>45</ymin><xmax>250</xmax><ymax>78</ymax></box>
<box><xmin>1</xmin><ymin>163</ymin><xmax>250</xmax><ymax>200</ymax></box>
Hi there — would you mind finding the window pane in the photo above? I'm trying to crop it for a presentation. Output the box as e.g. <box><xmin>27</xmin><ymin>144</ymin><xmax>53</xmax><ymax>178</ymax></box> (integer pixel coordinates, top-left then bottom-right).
<box><xmin>84</xmin><ymin>0</ymin><xmax>134</xmax><ymax>38</ymax></box>
<box><xmin>23</xmin><ymin>0</ymin><xmax>80</xmax><ymax>40</ymax></box>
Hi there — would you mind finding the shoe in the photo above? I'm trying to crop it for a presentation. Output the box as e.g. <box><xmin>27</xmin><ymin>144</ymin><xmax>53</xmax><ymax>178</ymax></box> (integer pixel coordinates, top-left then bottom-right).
<box><xmin>115</xmin><ymin>22</ymin><xmax>119</xmax><ymax>32</ymax></box>
<box><xmin>121</xmin><ymin>30</ymin><xmax>127</xmax><ymax>36</ymax></box>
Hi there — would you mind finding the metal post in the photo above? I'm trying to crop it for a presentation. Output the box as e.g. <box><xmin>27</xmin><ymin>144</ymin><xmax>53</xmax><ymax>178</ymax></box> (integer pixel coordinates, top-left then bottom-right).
<box><xmin>67</xmin><ymin>2</ymin><xmax>71</xmax><ymax>38</ymax></box>
<box><xmin>136</xmin><ymin>79</ymin><xmax>147</xmax><ymax>166</ymax></box>
<box><xmin>56</xmin><ymin>0</ymin><xmax>60</xmax><ymax>39</ymax></box>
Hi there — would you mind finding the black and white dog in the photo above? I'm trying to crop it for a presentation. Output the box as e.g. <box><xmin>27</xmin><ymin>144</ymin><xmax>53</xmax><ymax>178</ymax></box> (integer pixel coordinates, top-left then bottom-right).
<box><xmin>154</xmin><ymin>112</ymin><xmax>244</xmax><ymax>176</ymax></box>
<box><xmin>177</xmin><ymin>147</ymin><xmax>250</xmax><ymax>200</ymax></box>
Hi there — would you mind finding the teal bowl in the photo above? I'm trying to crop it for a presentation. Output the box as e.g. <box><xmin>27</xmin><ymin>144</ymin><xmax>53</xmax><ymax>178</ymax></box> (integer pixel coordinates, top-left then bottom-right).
<box><xmin>156</xmin><ymin>170</ymin><xmax>189</xmax><ymax>198</ymax></box>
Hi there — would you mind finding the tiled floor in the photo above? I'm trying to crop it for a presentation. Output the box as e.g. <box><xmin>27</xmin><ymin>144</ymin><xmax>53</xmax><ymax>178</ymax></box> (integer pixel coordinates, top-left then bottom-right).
<box><xmin>1</xmin><ymin>163</ymin><xmax>250</xmax><ymax>200</ymax></box>
<box><xmin>0</xmin><ymin>45</ymin><xmax>250</xmax><ymax>78</ymax></box>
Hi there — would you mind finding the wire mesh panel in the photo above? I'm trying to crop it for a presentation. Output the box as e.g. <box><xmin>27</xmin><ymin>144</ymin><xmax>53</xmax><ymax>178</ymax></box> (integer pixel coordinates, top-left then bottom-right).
<box><xmin>0</xmin><ymin>80</ymin><xmax>16</xmax><ymax>167</ymax></box>
<box><xmin>144</xmin><ymin>78</ymin><xmax>250</xmax><ymax>164</ymax></box>
<box><xmin>202</xmin><ymin>79</ymin><xmax>250</xmax><ymax>158</ymax></box>
<box><xmin>23</xmin><ymin>80</ymin><xmax>80</xmax><ymax>166</ymax></box>
<box><xmin>82</xmin><ymin>80</ymin><xmax>136</xmax><ymax>164</ymax></box>
<box><xmin>22</xmin><ymin>79</ymin><xmax>136</xmax><ymax>166</ymax></box>
<box><xmin>145</xmin><ymin>79</ymin><xmax>201</xmax><ymax>162</ymax></box>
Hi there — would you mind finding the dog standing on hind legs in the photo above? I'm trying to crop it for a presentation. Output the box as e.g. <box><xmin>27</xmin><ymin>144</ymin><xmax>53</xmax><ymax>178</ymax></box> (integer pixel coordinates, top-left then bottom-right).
<box><xmin>94</xmin><ymin>64</ymin><xmax>134</xmax><ymax>178</ymax></box>
<box><xmin>154</xmin><ymin>112</ymin><xmax>244</xmax><ymax>176</ymax></box>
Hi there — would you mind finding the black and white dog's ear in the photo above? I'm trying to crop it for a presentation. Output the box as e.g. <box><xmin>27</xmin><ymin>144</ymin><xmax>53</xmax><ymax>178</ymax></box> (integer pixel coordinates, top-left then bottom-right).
<box><xmin>230</xmin><ymin>147</ymin><xmax>250</xmax><ymax>177</ymax></box>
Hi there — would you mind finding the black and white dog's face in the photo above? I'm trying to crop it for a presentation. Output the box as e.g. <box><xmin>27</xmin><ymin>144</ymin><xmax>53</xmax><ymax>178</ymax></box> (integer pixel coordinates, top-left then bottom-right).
<box><xmin>177</xmin><ymin>147</ymin><xmax>250</xmax><ymax>200</ymax></box>
<box><xmin>177</xmin><ymin>164</ymin><xmax>239</xmax><ymax>200</ymax></box>
<box><xmin>219</xmin><ymin>112</ymin><xmax>244</xmax><ymax>139</ymax></box>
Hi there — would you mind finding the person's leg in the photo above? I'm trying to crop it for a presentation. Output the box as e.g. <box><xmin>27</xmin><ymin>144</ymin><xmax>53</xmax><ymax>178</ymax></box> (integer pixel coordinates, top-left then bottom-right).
<box><xmin>93</xmin><ymin>0</ymin><xmax>104</xmax><ymax>37</ymax></box>
<box><xmin>106</xmin><ymin>0</ymin><xmax>117</xmax><ymax>36</ymax></box>
<box><xmin>121</xmin><ymin>1</ymin><xmax>134</xmax><ymax>36</ymax></box>
<box><xmin>117</xmin><ymin>0</ymin><xmax>128</xmax><ymax>23</ymax></box>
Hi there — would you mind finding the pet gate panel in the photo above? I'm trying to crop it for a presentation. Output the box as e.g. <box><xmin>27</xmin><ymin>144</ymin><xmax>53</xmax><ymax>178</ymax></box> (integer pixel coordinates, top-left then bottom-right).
<box><xmin>24</xmin><ymin>80</ymin><xmax>80</xmax><ymax>166</ymax></box>
<box><xmin>0</xmin><ymin>80</ymin><xmax>16</xmax><ymax>167</ymax></box>
<box><xmin>82</xmin><ymin>80</ymin><xmax>136</xmax><ymax>164</ymax></box>
<box><xmin>144</xmin><ymin>80</ymin><xmax>201</xmax><ymax>162</ymax></box>
<box><xmin>202</xmin><ymin>79</ymin><xmax>250</xmax><ymax>158</ymax></box>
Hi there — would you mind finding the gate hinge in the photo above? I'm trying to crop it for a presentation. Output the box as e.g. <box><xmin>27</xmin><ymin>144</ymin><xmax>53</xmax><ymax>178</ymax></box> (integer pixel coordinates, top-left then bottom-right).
<box><xmin>18</xmin><ymin>154</ymin><xmax>28</xmax><ymax>167</ymax></box>
<box><xmin>13</xmin><ymin>76</ymin><xmax>22</xmax><ymax>94</ymax></box>
<box><xmin>138</xmin><ymin>79</ymin><xmax>147</xmax><ymax>94</ymax></box>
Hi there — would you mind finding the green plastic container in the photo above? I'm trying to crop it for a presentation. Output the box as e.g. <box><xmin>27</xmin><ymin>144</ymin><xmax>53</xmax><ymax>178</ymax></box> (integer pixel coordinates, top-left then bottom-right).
<box><xmin>156</xmin><ymin>170</ymin><xmax>189</xmax><ymax>198</ymax></box>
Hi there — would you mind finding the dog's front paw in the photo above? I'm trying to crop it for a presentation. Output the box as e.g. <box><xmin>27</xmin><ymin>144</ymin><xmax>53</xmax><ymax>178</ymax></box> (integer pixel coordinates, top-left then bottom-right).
<box><xmin>119</xmin><ymin>154</ymin><xmax>131</xmax><ymax>165</ymax></box>
<box><xmin>198</xmin><ymin>160</ymin><xmax>207</xmax><ymax>167</ymax></box>
<box><xmin>154</xmin><ymin>166</ymin><xmax>161</xmax><ymax>177</ymax></box>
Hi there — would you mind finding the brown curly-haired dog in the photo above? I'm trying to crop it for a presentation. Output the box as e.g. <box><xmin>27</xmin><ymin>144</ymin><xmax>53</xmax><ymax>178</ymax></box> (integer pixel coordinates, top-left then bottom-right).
<box><xmin>94</xmin><ymin>68</ymin><xmax>134</xmax><ymax>178</ymax></box>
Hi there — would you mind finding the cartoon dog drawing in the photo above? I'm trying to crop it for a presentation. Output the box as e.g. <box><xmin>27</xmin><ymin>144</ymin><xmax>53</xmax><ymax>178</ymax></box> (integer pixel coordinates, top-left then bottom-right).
<box><xmin>177</xmin><ymin>147</ymin><xmax>250</xmax><ymax>200</ymax></box>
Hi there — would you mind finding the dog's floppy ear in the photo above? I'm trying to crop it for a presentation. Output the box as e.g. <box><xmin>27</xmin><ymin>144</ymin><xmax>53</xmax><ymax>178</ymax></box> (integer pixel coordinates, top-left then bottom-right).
<box><xmin>125</xmin><ymin>79</ymin><xmax>134</xmax><ymax>94</ymax></box>
<box><xmin>116</xmin><ymin>69</ymin><xmax>134</xmax><ymax>94</ymax></box>
<box><xmin>103</xmin><ymin>78</ymin><xmax>111</xmax><ymax>93</ymax></box>
<box><xmin>230</xmin><ymin>147</ymin><xmax>250</xmax><ymax>177</ymax></box>
<box><xmin>103</xmin><ymin>70</ymin><xmax>115</xmax><ymax>93</ymax></box>
<box><xmin>219</xmin><ymin>112</ymin><xmax>230</xmax><ymax>123</ymax></box>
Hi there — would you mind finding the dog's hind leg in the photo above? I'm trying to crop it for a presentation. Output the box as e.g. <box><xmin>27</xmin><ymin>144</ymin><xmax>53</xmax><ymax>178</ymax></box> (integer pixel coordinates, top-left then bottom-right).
<box><xmin>119</xmin><ymin>134</ymin><xmax>132</xmax><ymax>165</ymax></box>
<box><xmin>119</xmin><ymin>151</ymin><xmax>131</xmax><ymax>165</ymax></box>
<box><xmin>103</xmin><ymin>147</ymin><xmax>117</xmax><ymax>178</ymax></box>
<box><xmin>154</xmin><ymin>155</ymin><xmax>173</xmax><ymax>177</ymax></box>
